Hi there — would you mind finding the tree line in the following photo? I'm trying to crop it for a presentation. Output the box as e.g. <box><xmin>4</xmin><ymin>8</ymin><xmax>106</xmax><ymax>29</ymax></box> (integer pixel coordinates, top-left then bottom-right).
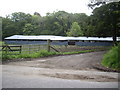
<box><xmin>1</xmin><ymin>1</ymin><xmax>120</xmax><ymax>40</ymax></box>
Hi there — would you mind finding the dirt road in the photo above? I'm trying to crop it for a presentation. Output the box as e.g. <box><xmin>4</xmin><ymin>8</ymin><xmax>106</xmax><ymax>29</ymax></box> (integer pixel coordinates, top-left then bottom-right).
<box><xmin>2</xmin><ymin>51</ymin><xmax>119</xmax><ymax>88</ymax></box>
<box><xmin>5</xmin><ymin>51</ymin><xmax>107</xmax><ymax>70</ymax></box>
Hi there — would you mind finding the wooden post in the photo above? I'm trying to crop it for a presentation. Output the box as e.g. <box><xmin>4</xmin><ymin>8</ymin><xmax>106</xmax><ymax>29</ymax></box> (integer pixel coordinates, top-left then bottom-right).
<box><xmin>4</xmin><ymin>45</ymin><xmax>8</xmax><ymax>56</ymax></box>
<box><xmin>5</xmin><ymin>45</ymin><xmax>8</xmax><ymax>55</ymax></box>
<box><xmin>20</xmin><ymin>45</ymin><xmax>22</xmax><ymax>54</ymax></box>
<box><xmin>29</xmin><ymin>45</ymin><xmax>30</xmax><ymax>54</ymax></box>
<box><xmin>47</xmin><ymin>39</ymin><xmax>50</xmax><ymax>52</ymax></box>
<box><xmin>38</xmin><ymin>45</ymin><xmax>40</xmax><ymax>52</ymax></box>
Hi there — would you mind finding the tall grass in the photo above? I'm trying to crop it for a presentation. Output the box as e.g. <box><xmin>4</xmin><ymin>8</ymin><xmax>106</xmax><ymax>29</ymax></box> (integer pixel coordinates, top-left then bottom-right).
<box><xmin>2</xmin><ymin>49</ymin><xmax>97</xmax><ymax>60</ymax></box>
<box><xmin>101</xmin><ymin>43</ymin><xmax>120</xmax><ymax>70</ymax></box>
<box><xmin>2</xmin><ymin>50</ymin><xmax>58</xmax><ymax>60</ymax></box>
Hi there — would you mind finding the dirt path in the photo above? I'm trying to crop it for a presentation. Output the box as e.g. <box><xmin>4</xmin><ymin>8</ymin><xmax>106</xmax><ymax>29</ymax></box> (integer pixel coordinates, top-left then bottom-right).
<box><xmin>3</xmin><ymin>51</ymin><xmax>119</xmax><ymax>82</ymax></box>
<box><xmin>5</xmin><ymin>51</ymin><xmax>107</xmax><ymax>70</ymax></box>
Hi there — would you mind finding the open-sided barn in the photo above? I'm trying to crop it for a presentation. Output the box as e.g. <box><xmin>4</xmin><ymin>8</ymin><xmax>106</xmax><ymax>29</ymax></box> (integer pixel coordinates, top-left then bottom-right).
<box><xmin>4</xmin><ymin>35</ymin><xmax>120</xmax><ymax>46</ymax></box>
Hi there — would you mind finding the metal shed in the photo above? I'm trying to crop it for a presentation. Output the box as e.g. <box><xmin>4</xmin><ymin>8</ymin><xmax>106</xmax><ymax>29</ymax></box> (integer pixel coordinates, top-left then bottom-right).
<box><xmin>4</xmin><ymin>35</ymin><xmax>120</xmax><ymax>46</ymax></box>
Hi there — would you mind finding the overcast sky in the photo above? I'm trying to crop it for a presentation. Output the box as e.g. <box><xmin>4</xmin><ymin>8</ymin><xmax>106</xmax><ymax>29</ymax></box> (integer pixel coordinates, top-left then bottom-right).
<box><xmin>1</xmin><ymin>0</ymin><xmax>93</xmax><ymax>17</ymax></box>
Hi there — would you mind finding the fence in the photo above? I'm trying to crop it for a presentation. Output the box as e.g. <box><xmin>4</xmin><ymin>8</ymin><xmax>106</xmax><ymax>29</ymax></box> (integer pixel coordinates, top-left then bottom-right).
<box><xmin>2</xmin><ymin>40</ymin><xmax>113</xmax><ymax>55</ymax></box>
<box><xmin>13</xmin><ymin>45</ymin><xmax>112</xmax><ymax>54</ymax></box>
<box><xmin>0</xmin><ymin>45</ymin><xmax>22</xmax><ymax>55</ymax></box>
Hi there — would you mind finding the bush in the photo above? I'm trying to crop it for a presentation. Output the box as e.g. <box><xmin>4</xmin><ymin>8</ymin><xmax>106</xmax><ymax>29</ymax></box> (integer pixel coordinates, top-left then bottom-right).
<box><xmin>101</xmin><ymin>43</ymin><xmax>120</xmax><ymax>70</ymax></box>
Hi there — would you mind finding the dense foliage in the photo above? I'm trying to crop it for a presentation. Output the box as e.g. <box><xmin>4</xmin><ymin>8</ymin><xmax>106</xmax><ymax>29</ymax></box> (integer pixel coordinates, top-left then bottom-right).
<box><xmin>66</xmin><ymin>22</ymin><xmax>83</xmax><ymax>37</ymax></box>
<box><xmin>89</xmin><ymin>2</ymin><xmax>120</xmax><ymax>38</ymax></box>
<box><xmin>1</xmin><ymin>1</ymin><xmax>120</xmax><ymax>39</ymax></box>
<box><xmin>101</xmin><ymin>43</ymin><xmax>120</xmax><ymax>70</ymax></box>
<box><xmin>2</xmin><ymin>11</ymin><xmax>88</xmax><ymax>39</ymax></box>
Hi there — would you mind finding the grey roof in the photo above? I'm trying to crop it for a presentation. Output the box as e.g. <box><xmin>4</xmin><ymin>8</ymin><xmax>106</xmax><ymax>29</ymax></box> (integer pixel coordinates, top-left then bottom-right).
<box><xmin>5</xmin><ymin>35</ymin><xmax>120</xmax><ymax>41</ymax></box>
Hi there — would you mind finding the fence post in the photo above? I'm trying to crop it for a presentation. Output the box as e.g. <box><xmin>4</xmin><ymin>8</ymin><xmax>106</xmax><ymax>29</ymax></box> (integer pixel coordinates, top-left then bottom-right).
<box><xmin>20</xmin><ymin>45</ymin><xmax>22</xmax><ymax>54</ymax></box>
<box><xmin>29</xmin><ymin>45</ymin><xmax>30</xmax><ymax>54</ymax></box>
<box><xmin>47</xmin><ymin>39</ymin><xmax>51</xmax><ymax>52</ymax></box>
<box><xmin>4</xmin><ymin>45</ymin><xmax>8</xmax><ymax>57</ymax></box>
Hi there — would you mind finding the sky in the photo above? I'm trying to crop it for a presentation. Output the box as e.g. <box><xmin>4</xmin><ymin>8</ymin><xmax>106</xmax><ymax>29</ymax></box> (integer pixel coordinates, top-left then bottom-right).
<box><xmin>1</xmin><ymin>0</ymin><xmax>93</xmax><ymax>17</ymax></box>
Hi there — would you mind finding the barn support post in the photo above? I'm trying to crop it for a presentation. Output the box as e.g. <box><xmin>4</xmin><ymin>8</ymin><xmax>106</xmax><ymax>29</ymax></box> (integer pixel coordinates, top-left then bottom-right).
<box><xmin>47</xmin><ymin>39</ymin><xmax>51</xmax><ymax>52</ymax></box>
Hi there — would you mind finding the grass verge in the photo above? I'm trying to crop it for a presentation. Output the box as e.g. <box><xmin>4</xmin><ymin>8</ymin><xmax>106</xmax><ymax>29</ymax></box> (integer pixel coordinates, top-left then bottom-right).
<box><xmin>61</xmin><ymin>49</ymin><xmax>95</xmax><ymax>55</ymax></box>
<box><xmin>2</xmin><ymin>50</ymin><xmax>57</xmax><ymax>60</ymax></box>
<box><xmin>101</xmin><ymin>43</ymin><xmax>120</xmax><ymax>70</ymax></box>
<box><xmin>2</xmin><ymin>49</ymin><xmax>96</xmax><ymax>60</ymax></box>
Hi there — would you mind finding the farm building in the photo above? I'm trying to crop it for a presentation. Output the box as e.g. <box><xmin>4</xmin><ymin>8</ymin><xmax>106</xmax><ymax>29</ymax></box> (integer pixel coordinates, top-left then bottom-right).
<box><xmin>4</xmin><ymin>35</ymin><xmax>120</xmax><ymax>46</ymax></box>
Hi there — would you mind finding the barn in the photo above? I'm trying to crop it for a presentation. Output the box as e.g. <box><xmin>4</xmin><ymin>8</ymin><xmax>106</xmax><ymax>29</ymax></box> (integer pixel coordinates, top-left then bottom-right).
<box><xmin>4</xmin><ymin>35</ymin><xmax>120</xmax><ymax>46</ymax></box>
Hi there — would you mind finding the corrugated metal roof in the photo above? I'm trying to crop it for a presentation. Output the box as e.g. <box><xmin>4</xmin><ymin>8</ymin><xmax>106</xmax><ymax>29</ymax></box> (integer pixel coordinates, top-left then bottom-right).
<box><xmin>5</xmin><ymin>35</ymin><xmax>120</xmax><ymax>41</ymax></box>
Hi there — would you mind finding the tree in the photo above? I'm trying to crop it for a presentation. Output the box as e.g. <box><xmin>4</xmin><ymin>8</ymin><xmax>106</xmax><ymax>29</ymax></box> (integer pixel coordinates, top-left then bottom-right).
<box><xmin>6</xmin><ymin>12</ymin><xmax>32</xmax><ymax>35</ymax></box>
<box><xmin>73</xmin><ymin>13</ymin><xmax>88</xmax><ymax>36</ymax></box>
<box><xmin>87</xmin><ymin>1</ymin><xmax>120</xmax><ymax>45</ymax></box>
<box><xmin>44</xmin><ymin>11</ymin><xmax>70</xmax><ymax>36</ymax></box>
<box><xmin>0</xmin><ymin>17</ymin><xmax>2</xmax><ymax>41</ymax></box>
<box><xmin>34</xmin><ymin>12</ymin><xmax>41</xmax><ymax>17</ymax></box>
<box><xmin>66</xmin><ymin>22</ymin><xmax>83</xmax><ymax>37</ymax></box>
<box><xmin>32</xmin><ymin>14</ymin><xmax>42</xmax><ymax>25</ymax></box>
<box><xmin>91</xmin><ymin>2</ymin><xmax>120</xmax><ymax>45</ymax></box>
<box><xmin>88</xmin><ymin>0</ymin><xmax>120</xmax><ymax>9</ymax></box>
<box><xmin>2</xmin><ymin>11</ymin><xmax>87</xmax><ymax>38</ymax></box>
<box><xmin>23</xmin><ymin>23</ymin><xmax>40</xmax><ymax>35</ymax></box>
<box><xmin>10</xmin><ymin>12</ymin><xmax>32</xmax><ymax>22</ymax></box>
<box><xmin>2</xmin><ymin>17</ymin><xmax>18</xmax><ymax>39</ymax></box>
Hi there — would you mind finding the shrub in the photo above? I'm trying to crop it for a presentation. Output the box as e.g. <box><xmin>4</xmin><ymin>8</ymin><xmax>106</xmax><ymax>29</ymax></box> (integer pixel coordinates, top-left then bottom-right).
<box><xmin>101</xmin><ymin>43</ymin><xmax>120</xmax><ymax>70</ymax></box>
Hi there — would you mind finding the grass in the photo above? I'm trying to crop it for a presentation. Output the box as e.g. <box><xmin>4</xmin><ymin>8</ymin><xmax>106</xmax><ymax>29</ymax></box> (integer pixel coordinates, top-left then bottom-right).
<box><xmin>2</xmin><ymin>50</ymin><xmax>57</xmax><ymax>60</ymax></box>
<box><xmin>0</xmin><ymin>41</ymin><xmax>5</xmax><ymax>46</ymax></box>
<box><xmin>101</xmin><ymin>43</ymin><xmax>120</xmax><ymax>70</ymax></box>
<box><xmin>2</xmin><ymin>49</ymin><xmax>97</xmax><ymax>60</ymax></box>
<box><xmin>61</xmin><ymin>49</ymin><xmax>96</xmax><ymax>55</ymax></box>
